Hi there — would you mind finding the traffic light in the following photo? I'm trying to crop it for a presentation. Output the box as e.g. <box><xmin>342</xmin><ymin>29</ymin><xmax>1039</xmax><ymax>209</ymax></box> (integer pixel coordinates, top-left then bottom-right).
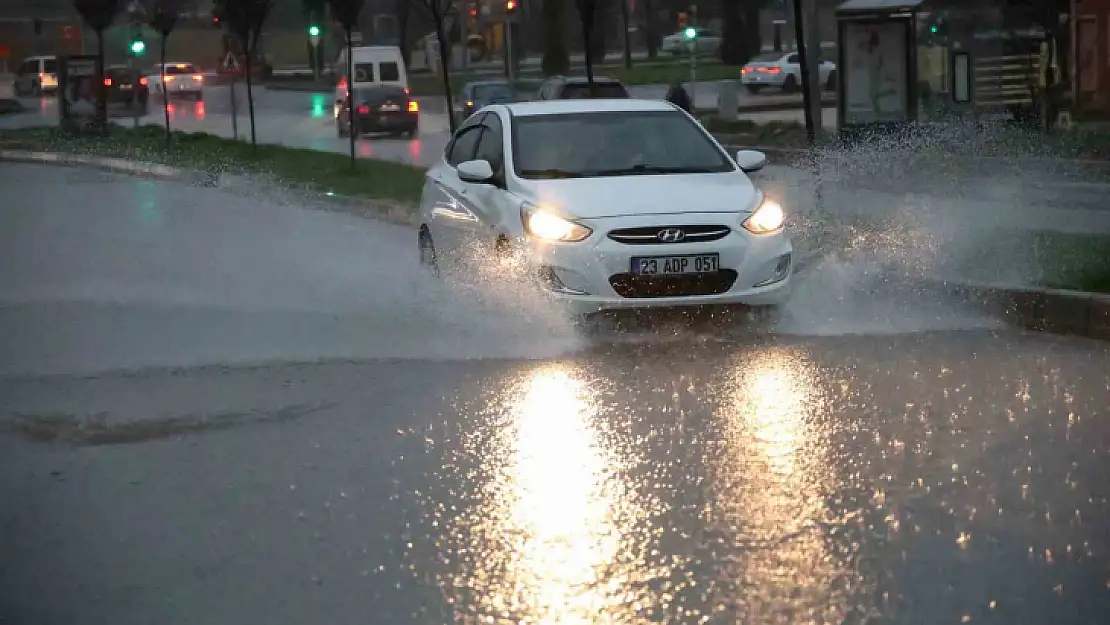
<box><xmin>506</xmin><ymin>0</ymin><xmax>517</xmax><ymax>13</ymax></box>
<box><xmin>308</xmin><ymin>24</ymin><xmax>321</xmax><ymax>37</ymax></box>
<box><xmin>684</xmin><ymin>27</ymin><xmax>697</xmax><ymax>39</ymax></box>
<box><xmin>130</xmin><ymin>37</ymin><xmax>146</xmax><ymax>55</ymax></box>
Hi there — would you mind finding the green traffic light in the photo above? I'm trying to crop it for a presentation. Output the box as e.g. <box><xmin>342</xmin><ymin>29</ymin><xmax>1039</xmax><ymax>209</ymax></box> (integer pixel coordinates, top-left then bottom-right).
<box><xmin>684</xmin><ymin>27</ymin><xmax>696</xmax><ymax>39</ymax></box>
<box><xmin>930</xmin><ymin>25</ymin><xmax>938</xmax><ymax>33</ymax></box>
<box><xmin>130</xmin><ymin>40</ymin><xmax>145</xmax><ymax>54</ymax></box>
<box><xmin>308</xmin><ymin>25</ymin><xmax>321</xmax><ymax>37</ymax></box>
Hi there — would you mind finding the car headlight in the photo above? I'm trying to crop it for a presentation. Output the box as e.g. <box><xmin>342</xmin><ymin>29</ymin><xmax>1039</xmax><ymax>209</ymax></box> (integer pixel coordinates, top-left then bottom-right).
<box><xmin>742</xmin><ymin>197</ymin><xmax>785</xmax><ymax>234</ymax></box>
<box><xmin>521</xmin><ymin>204</ymin><xmax>592</xmax><ymax>243</ymax></box>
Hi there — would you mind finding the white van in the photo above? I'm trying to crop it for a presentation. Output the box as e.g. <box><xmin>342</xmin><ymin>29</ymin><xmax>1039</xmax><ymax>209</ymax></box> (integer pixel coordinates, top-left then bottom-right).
<box><xmin>334</xmin><ymin>46</ymin><xmax>408</xmax><ymax>100</ymax></box>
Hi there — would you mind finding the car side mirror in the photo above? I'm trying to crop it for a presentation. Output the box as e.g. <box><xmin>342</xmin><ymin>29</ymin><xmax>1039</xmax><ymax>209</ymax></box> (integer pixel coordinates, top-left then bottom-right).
<box><xmin>735</xmin><ymin>149</ymin><xmax>767</xmax><ymax>173</ymax></box>
<box><xmin>457</xmin><ymin>159</ymin><xmax>495</xmax><ymax>184</ymax></box>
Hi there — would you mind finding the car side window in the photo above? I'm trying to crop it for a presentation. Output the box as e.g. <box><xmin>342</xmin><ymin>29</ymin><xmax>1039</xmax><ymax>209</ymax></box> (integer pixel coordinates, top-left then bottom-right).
<box><xmin>447</xmin><ymin>125</ymin><xmax>484</xmax><ymax>167</ymax></box>
<box><xmin>18</xmin><ymin>60</ymin><xmax>36</xmax><ymax>74</ymax></box>
<box><xmin>444</xmin><ymin>113</ymin><xmax>484</xmax><ymax>159</ymax></box>
<box><xmin>786</xmin><ymin>54</ymin><xmax>799</xmax><ymax>64</ymax></box>
<box><xmin>473</xmin><ymin>113</ymin><xmax>504</xmax><ymax>173</ymax></box>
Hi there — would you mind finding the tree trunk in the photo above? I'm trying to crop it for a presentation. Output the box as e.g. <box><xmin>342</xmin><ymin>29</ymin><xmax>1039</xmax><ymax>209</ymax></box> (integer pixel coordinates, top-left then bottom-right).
<box><xmin>620</xmin><ymin>0</ymin><xmax>632</xmax><ymax>69</ymax></box>
<box><xmin>347</xmin><ymin>31</ymin><xmax>356</xmax><ymax>166</ymax></box>
<box><xmin>433</xmin><ymin>12</ymin><xmax>457</xmax><ymax>133</ymax></box>
<box><xmin>96</xmin><ymin>30</ymin><xmax>106</xmax><ymax>133</ymax></box>
<box><xmin>244</xmin><ymin>48</ymin><xmax>257</xmax><ymax>148</ymax></box>
<box><xmin>642</xmin><ymin>0</ymin><xmax>657</xmax><ymax>59</ymax></box>
<box><xmin>791</xmin><ymin>0</ymin><xmax>815</xmax><ymax>143</ymax></box>
<box><xmin>161</xmin><ymin>36</ymin><xmax>170</xmax><ymax>143</ymax></box>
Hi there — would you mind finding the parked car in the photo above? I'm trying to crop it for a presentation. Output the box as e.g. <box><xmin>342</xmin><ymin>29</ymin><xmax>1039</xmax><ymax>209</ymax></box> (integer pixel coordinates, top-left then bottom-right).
<box><xmin>336</xmin><ymin>85</ymin><xmax>419</xmax><ymax>138</ymax></box>
<box><xmin>660</xmin><ymin>28</ymin><xmax>723</xmax><ymax>56</ymax></box>
<box><xmin>455</xmin><ymin>80</ymin><xmax>520</xmax><ymax>122</ymax></box>
<box><xmin>146</xmin><ymin>62</ymin><xmax>204</xmax><ymax>101</ymax></box>
<box><xmin>417</xmin><ymin>99</ymin><xmax>792</xmax><ymax>320</ymax></box>
<box><xmin>535</xmin><ymin>75</ymin><xmax>630</xmax><ymax>100</ymax></box>
<box><xmin>12</xmin><ymin>55</ymin><xmax>58</xmax><ymax>96</ymax></box>
<box><xmin>104</xmin><ymin>65</ymin><xmax>150</xmax><ymax>114</ymax></box>
<box><xmin>741</xmin><ymin>51</ymin><xmax>837</xmax><ymax>94</ymax></box>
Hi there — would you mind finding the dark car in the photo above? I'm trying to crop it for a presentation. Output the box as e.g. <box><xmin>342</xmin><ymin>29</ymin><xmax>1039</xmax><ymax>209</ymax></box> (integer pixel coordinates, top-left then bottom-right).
<box><xmin>104</xmin><ymin>65</ymin><xmax>149</xmax><ymax>113</ymax></box>
<box><xmin>535</xmin><ymin>75</ymin><xmax>630</xmax><ymax>100</ymax></box>
<box><xmin>336</xmin><ymin>85</ymin><xmax>419</xmax><ymax>138</ymax></box>
<box><xmin>457</xmin><ymin>80</ymin><xmax>519</xmax><ymax>121</ymax></box>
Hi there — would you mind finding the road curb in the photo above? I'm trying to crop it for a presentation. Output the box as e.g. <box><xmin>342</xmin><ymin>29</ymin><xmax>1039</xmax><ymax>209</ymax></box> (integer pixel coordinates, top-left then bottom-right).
<box><xmin>0</xmin><ymin>149</ymin><xmax>419</xmax><ymax>229</ymax></box>
<box><xmin>922</xmin><ymin>279</ymin><xmax>1110</xmax><ymax>340</ymax></box>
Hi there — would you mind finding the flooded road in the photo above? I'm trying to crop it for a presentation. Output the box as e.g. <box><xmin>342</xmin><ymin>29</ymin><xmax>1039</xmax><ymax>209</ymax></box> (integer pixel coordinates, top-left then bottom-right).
<box><xmin>0</xmin><ymin>163</ymin><xmax>1108</xmax><ymax>624</ymax></box>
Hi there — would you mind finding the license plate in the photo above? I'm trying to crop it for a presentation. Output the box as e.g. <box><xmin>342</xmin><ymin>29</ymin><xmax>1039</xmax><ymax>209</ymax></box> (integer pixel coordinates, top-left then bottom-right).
<box><xmin>380</xmin><ymin>104</ymin><xmax>400</xmax><ymax>111</ymax></box>
<box><xmin>633</xmin><ymin>254</ymin><xmax>719</xmax><ymax>276</ymax></box>
<box><xmin>119</xmin><ymin>85</ymin><xmax>132</xmax><ymax>90</ymax></box>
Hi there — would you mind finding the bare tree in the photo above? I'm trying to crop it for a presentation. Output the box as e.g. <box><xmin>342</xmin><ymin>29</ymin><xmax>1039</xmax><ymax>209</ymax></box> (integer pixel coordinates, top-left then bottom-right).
<box><xmin>216</xmin><ymin>0</ymin><xmax>272</xmax><ymax>148</ymax></box>
<box><xmin>147</xmin><ymin>0</ymin><xmax>183</xmax><ymax>143</ymax></box>
<box><xmin>72</xmin><ymin>0</ymin><xmax>124</xmax><ymax>132</ymax></box>
<box><xmin>574</xmin><ymin>0</ymin><xmax>597</xmax><ymax>96</ymax></box>
<box><xmin>327</xmin><ymin>0</ymin><xmax>366</xmax><ymax>168</ymax></box>
<box><xmin>413</xmin><ymin>0</ymin><xmax>458</xmax><ymax>132</ymax></box>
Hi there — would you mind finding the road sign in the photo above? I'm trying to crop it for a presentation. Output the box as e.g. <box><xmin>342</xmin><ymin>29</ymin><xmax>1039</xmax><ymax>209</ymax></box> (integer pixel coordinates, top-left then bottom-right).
<box><xmin>220</xmin><ymin>51</ymin><xmax>240</xmax><ymax>73</ymax></box>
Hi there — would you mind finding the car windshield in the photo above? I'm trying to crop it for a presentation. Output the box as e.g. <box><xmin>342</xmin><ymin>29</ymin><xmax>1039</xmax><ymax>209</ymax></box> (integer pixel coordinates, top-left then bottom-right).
<box><xmin>472</xmin><ymin>84</ymin><xmax>516</xmax><ymax>101</ymax></box>
<box><xmin>354</xmin><ymin>87</ymin><xmax>406</xmax><ymax>105</ymax></box>
<box><xmin>560</xmin><ymin>82</ymin><xmax>629</xmax><ymax>99</ymax></box>
<box><xmin>512</xmin><ymin>110</ymin><xmax>733</xmax><ymax>179</ymax></box>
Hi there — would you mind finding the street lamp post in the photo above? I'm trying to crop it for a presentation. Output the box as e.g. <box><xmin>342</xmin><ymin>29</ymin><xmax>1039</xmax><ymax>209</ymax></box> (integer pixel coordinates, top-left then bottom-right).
<box><xmin>684</xmin><ymin>26</ymin><xmax>697</xmax><ymax>107</ymax></box>
<box><xmin>308</xmin><ymin>24</ymin><xmax>321</xmax><ymax>81</ymax></box>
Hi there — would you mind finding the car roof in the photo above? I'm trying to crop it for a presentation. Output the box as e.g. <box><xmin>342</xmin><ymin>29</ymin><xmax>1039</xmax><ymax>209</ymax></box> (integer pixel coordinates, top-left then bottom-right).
<box><xmin>504</xmin><ymin>98</ymin><xmax>676</xmax><ymax>117</ymax></box>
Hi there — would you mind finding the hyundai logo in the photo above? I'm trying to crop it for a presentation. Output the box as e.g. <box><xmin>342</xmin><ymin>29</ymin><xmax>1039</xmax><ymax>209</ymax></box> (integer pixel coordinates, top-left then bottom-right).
<box><xmin>657</xmin><ymin>228</ymin><xmax>686</xmax><ymax>243</ymax></box>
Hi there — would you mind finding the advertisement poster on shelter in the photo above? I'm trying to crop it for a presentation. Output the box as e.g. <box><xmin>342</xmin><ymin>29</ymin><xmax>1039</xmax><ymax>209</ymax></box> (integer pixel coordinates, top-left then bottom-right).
<box><xmin>59</xmin><ymin>55</ymin><xmax>103</xmax><ymax>132</ymax></box>
<box><xmin>843</xmin><ymin>22</ymin><xmax>909</xmax><ymax>124</ymax></box>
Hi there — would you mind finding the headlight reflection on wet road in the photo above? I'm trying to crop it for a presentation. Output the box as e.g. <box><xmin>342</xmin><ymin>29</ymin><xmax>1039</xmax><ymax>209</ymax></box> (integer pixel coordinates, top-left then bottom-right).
<box><xmin>712</xmin><ymin>348</ymin><xmax>865</xmax><ymax>624</ymax></box>
<box><xmin>446</xmin><ymin>365</ymin><xmax>655</xmax><ymax>624</ymax></box>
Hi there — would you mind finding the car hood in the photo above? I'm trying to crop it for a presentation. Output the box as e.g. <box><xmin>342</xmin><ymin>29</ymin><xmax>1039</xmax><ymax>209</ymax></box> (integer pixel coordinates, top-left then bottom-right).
<box><xmin>515</xmin><ymin>172</ymin><xmax>761</xmax><ymax>219</ymax></box>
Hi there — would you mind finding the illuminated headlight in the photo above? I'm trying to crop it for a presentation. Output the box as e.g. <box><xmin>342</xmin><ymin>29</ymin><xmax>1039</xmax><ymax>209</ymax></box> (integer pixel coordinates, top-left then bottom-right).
<box><xmin>741</xmin><ymin>197</ymin><xmax>785</xmax><ymax>234</ymax></box>
<box><xmin>521</xmin><ymin>203</ymin><xmax>592</xmax><ymax>243</ymax></box>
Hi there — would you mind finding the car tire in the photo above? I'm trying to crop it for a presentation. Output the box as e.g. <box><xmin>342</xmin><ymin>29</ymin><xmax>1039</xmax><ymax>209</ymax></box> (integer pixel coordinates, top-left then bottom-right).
<box><xmin>781</xmin><ymin>75</ymin><xmax>797</xmax><ymax>93</ymax></box>
<box><xmin>406</xmin><ymin>127</ymin><xmax>418</xmax><ymax>138</ymax></box>
<box><xmin>194</xmin><ymin>92</ymin><xmax>204</xmax><ymax>102</ymax></box>
<box><xmin>746</xmin><ymin>85</ymin><xmax>763</xmax><ymax>94</ymax></box>
<box><xmin>418</xmin><ymin>226</ymin><xmax>440</xmax><ymax>276</ymax></box>
<box><xmin>825</xmin><ymin>70</ymin><xmax>837</xmax><ymax>92</ymax></box>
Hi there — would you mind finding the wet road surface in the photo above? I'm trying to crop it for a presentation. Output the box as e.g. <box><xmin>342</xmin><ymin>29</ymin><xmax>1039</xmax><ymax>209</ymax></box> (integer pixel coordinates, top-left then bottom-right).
<box><xmin>1</xmin><ymin>164</ymin><xmax>1109</xmax><ymax>624</ymax></box>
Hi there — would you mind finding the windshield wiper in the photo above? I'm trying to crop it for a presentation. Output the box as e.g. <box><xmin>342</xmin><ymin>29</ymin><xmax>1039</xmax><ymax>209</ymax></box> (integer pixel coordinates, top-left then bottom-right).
<box><xmin>588</xmin><ymin>164</ymin><xmax>718</xmax><ymax>176</ymax></box>
<box><xmin>519</xmin><ymin>168</ymin><xmax>584</xmax><ymax>179</ymax></box>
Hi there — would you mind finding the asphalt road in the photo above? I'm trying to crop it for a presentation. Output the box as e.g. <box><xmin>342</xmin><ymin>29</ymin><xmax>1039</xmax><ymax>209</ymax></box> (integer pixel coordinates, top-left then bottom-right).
<box><xmin>1</xmin><ymin>163</ymin><xmax>1109</xmax><ymax>625</ymax></box>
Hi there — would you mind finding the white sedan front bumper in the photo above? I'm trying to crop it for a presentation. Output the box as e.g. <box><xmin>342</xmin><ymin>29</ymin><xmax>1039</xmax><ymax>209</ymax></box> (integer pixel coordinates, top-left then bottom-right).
<box><xmin>524</xmin><ymin>212</ymin><xmax>793</xmax><ymax>316</ymax></box>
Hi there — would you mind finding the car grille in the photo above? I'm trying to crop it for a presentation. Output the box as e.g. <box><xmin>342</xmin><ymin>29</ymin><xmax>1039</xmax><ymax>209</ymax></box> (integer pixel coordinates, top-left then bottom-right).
<box><xmin>609</xmin><ymin>270</ymin><xmax>738</xmax><ymax>298</ymax></box>
<box><xmin>607</xmin><ymin>224</ymin><xmax>731</xmax><ymax>245</ymax></box>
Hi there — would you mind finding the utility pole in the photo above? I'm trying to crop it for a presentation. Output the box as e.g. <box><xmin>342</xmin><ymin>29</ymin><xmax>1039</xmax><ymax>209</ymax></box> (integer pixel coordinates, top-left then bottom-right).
<box><xmin>791</xmin><ymin>0</ymin><xmax>816</xmax><ymax>143</ymax></box>
<box><xmin>803</xmin><ymin>0</ymin><xmax>822</xmax><ymax>133</ymax></box>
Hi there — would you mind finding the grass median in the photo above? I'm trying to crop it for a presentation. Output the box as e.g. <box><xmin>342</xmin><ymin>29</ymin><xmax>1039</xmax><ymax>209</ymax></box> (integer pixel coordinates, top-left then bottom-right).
<box><xmin>1033</xmin><ymin>232</ymin><xmax>1110</xmax><ymax>294</ymax></box>
<box><xmin>406</xmin><ymin>59</ymin><xmax>741</xmax><ymax>97</ymax></box>
<box><xmin>0</xmin><ymin>125</ymin><xmax>427</xmax><ymax>206</ymax></box>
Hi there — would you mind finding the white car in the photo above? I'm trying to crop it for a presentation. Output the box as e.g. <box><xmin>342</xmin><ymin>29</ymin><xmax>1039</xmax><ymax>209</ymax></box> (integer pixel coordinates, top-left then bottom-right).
<box><xmin>741</xmin><ymin>51</ymin><xmax>836</xmax><ymax>94</ymax></box>
<box><xmin>660</xmin><ymin>28</ymin><xmax>722</xmax><ymax>56</ymax></box>
<box><xmin>417</xmin><ymin>99</ymin><xmax>793</xmax><ymax>318</ymax></box>
<box><xmin>145</xmin><ymin>62</ymin><xmax>204</xmax><ymax>101</ymax></box>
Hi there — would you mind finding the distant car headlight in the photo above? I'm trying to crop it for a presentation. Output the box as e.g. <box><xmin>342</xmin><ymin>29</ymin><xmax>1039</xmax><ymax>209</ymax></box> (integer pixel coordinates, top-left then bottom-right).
<box><xmin>742</xmin><ymin>197</ymin><xmax>785</xmax><ymax>234</ymax></box>
<box><xmin>521</xmin><ymin>203</ymin><xmax>592</xmax><ymax>242</ymax></box>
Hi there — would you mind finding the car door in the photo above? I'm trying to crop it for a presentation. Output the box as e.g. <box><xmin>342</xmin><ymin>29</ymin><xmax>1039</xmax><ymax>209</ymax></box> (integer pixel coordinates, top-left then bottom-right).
<box><xmin>466</xmin><ymin>111</ymin><xmax>519</xmax><ymax>251</ymax></box>
<box><xmin>784</xmin><ymin>53</ymin><xmax>801</xmax><ymax>85</ymax></box>
<box><xmin>425</xmin><ymin>114</ymin><xmax>486</xmax><ymax>266</ymax></box>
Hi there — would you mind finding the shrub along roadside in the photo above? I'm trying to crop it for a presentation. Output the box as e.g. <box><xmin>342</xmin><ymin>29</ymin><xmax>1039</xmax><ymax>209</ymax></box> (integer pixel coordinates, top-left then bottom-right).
<box><xmin>0</xmin><ymin>125</ymin><xmax>427</xmax><ymax>206</ymax></box>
